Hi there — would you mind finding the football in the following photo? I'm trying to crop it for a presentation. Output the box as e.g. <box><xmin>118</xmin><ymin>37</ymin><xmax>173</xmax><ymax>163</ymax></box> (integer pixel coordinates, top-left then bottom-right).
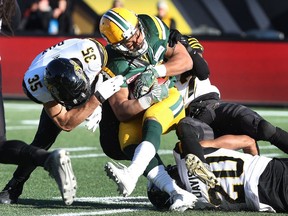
<box><xmin>157</xmin><ymin>77</ymin><xmax>168</xmax><ymax>85</ymax></box>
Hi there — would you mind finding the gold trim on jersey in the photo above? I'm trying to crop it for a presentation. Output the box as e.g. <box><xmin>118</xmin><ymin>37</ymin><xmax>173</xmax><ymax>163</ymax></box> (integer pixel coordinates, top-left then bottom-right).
<box><xmin>102</xmin><ymin>66</ymin><xmax>116</xmax><ymax>78</ymax></box>
<box><xmin>88</xmin><ymin>38</ymin><xmax>108</xmax><ymax>67</ymax></box>
<box><xmin>148</xmin><ymin>15</ymin><xmax>167</xmax><ymax>40</ymax></box>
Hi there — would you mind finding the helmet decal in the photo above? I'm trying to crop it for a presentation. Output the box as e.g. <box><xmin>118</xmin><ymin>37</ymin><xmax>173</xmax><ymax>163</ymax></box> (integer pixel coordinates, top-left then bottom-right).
<box><xmin>103</xmin><ymin>9</ymin><xmax>138</xmax><ymax>42</ymax></box>
<box><xmin>104</xmin><ymin>10</ymin><xmax>131</xmax><ymax>34</ymax></box>
<box><xmin>69</xmin><ymin>59</ymin><xmax>88</xmax><ymax>84</ymax></box>
<box><xmin>100</xmin><ymin>8</ymin><xmax>138</xmax><ymax>44</ymax></box>
<box><xmin>100</xmin><ymin>8</ymin><xmax>149</xmax><ymax>57</ymax></box>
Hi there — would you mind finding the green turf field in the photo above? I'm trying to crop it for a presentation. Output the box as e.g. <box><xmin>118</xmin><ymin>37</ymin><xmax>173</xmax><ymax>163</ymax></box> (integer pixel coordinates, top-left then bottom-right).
<box><xmin>1</xmin><ymin>100</ymin><xmax>288</xmax><ymax>216</ymax></box>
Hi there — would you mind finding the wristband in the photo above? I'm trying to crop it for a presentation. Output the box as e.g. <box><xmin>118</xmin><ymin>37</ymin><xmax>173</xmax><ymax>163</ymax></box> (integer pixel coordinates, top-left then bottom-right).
<box><xmin>154</xmin><ymin>64</ymin><xmax>167</xmax><ymax>77</ymax></box>
<box><xmin>138</xmin><ymin>94</ymin><xmax>152</xmax><ymax>110</ymax></box>
<box><xmin>94</xmin><ymin>91</ymin><xmax>106</xmax><ymax>103</ymax></box>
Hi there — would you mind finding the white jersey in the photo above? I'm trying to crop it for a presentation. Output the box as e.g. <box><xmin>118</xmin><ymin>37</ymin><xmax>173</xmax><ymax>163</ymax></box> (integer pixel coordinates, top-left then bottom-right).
<box><xmin>175</xmin><ymin>77</ymin><xmax>220</xmax><ymax>107</ymax></box>
<box><xmin>174</xmin><ymin>148</ymin><xmax>275</xmax><ymax>212</ymax></box>
<box><xmin>23</xmin><ymin>38</ymin><xmax>106</xmax><ymax>103</ymax></box>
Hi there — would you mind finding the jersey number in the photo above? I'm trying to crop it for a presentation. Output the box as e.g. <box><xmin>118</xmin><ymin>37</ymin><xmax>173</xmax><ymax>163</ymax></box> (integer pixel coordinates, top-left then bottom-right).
<box><xmin>82</xmin><ymin>47</ymin><xmax>96</xmax><ymax>63</ymax></box>
<box><xmin>206</xmin><ymin>156</ymin><xmax>245</xmax><ymax>205</ymax></box>
<box><xmin>28</xmin><ymin>75</ymin><xmax>43</xmax><ymax>92</ymax></box>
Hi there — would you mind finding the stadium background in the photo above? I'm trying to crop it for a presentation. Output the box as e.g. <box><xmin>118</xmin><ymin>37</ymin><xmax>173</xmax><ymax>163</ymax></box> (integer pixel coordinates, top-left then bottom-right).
<box><xmin>1</xmin><ymin>0</ymin><xmax>288</xmax><ymax>106</ymax></box>
<box><xmin>1</xmin><ymin>1</ymin><xmax>288</xmax><ymax>215</ymax></box>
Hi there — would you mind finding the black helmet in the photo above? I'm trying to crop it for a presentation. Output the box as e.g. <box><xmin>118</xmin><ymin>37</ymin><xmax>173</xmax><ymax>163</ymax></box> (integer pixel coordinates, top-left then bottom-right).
<box><xmin>147</xmin><ymin>181</ymin><xmax>171</xmax><ymax>210</ymax></box>
<box><xmin>44</xmin><ymin>58</ymin><xmax>91</xmax><ymax>109</ymax></box>
<box><xmin>147</xmin><ymin>165</ymin><xmax>185</xmax><ymax>210</ymax></box>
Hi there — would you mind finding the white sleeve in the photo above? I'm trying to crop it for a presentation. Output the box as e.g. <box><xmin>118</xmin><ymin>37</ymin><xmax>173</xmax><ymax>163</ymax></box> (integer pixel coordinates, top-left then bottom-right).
<box><xmin>23</xmin><ymin>66</ymin><xmax>54</xmax><ymax>103</ymax></box>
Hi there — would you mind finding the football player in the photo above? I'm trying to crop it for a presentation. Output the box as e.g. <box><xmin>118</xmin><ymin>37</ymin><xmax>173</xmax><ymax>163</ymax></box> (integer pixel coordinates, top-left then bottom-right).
<box><xmin>98</xmin><ymin>7</ymin><xmax>198</xmax><ymax>212</ymax></box>
<box><xmin>169</xmin><ymin>30</ymin><xmax>288</xmax><ymax>190</ymax></box>
<box><xmin>0</xmin><ymin>57</ymin><xmax>5</xmax><ymax>143</ymax></box>
<box><xmin>0</xmin><ymin>140</ymin><xmax>77</xmax><ymax>205</ymax></box>
<box><xmin>148</xmin><ymin>123</ymin><xmax>288</xmax><ymax>212</ymax></box>
<box><xmin>0</xmin><ymin>38</ymin><xmax>124</xmax><ymax>204</ymax></box>
<box><xmin>0</xmin><ymin>59</ymin><xmax>76</xmax><ymax>205</ymax></box>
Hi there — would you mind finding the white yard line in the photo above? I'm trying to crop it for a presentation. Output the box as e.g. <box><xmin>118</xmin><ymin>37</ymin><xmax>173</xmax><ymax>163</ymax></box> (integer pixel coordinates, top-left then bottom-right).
<box><xmin>40</xmin><ymin>196</ymin><xmax>150</xmax><ymax>216</ymax></box>
<box><xmin>41</xmin><ymin>209</ymin><xmax>139</xmax><ymax>216</ymax></box>
<box><xmin>4</xmin><ymin>102</ymin><xmax>287</xmax><ymax>159</ymax></box>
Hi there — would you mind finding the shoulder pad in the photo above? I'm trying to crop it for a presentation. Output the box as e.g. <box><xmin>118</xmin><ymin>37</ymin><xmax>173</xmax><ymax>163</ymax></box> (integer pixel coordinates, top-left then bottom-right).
<box><xmin>139</xmin><ymin>14</ymin><xmax>169</xmax><ymax>41</ymax></box>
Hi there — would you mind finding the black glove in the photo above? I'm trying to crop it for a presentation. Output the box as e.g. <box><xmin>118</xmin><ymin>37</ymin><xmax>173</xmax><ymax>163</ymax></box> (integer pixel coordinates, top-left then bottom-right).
<box><xmin>168</xmin><ymin>29</ymin><xmax>182</xmax><ymax>47</ymax></box>
<box><xmin>187</xmin><ymin>37</ymin><xmax>204</xmax><ymax>54</ymax></box>
<box><xmin>179</xmin><ymin>35</ymin><xmax>204</xmax><ymax>54</ymax></box>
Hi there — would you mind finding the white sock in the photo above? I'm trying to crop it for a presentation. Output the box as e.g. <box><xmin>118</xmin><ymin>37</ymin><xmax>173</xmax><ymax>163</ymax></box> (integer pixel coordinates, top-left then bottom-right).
<box><xmin>127</xmin><ymin>141</ymin><xmax>156</xmax><ymax>179</ymax></box>
<box><xmin>147</xmin><ymin>165</ymin><xmax>182</xmax><ymax>196</ymax></box>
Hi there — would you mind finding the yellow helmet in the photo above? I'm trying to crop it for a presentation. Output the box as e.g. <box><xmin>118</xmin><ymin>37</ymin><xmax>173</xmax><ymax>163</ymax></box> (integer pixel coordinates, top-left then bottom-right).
<box><xmin>99</xmin><ymin>7</ymin><xmax>148</xmax><ymax>56</ymax></box>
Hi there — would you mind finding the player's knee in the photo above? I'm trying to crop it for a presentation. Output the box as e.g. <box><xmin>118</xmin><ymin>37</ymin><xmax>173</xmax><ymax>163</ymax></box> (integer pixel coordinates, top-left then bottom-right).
<box><xmin>257</xmin><ymin>120</ymin><xmax>276</xmax><ymax>140</ymax></box>
<box><xmin>176</xmin><ymin>117</ymin><xmax>203</xmax><ymax>140</ymax></box>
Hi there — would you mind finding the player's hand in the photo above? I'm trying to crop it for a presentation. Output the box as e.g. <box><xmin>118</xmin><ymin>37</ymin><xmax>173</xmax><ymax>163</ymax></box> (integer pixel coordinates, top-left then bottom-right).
<box><xmin>168</xmin><ymin>29</ymin><xmax>182</xmax><ymax>47</ymax></box>
<box><xmin>150</xmin><ymin>80</ymin><xmax>169</xmax><ymax>103</ymax></box>
<box><xmin>85</xmin><ymin>105</ymin><xmax>102</xmax><ymax>132</ymax></box>
<box><xmin>186</xmin><ymin>37</ymin><xmax>204</xmax><ymax>54</ymax></box>
<box><xmin>142</xmin><ymin>65</ymin><xmax>159</xmax><ymax>78</ymax></box>
<box><xmin>133</xmin><ymin>70</ymin><xmax>157</xmax><ymax>99</ymax></box>
<box><xmin>94</xmin><ymin>74</ymin><xmax>124</xmax><ymax>103</ymax></box>
<box><xmin>138</xmin><ymin>80</ymin><xmax>169</xmax><ymax>109</ymax></box>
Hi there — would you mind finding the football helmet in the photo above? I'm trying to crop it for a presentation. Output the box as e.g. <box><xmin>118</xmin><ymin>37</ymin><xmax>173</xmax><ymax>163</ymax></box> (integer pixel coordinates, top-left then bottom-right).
<box><xmin>99</xmin><ymin>7</ymin><xmax>148</xmax><ymax>57</ymax></box>
<box><xmin>44</xmin><ymin>58</ymin><xmax>91</xmax><ymax>109</ymax></box>
<box><xmin>147</xmin><ymin>180</ymin><xmax>171</xmax><ymax>210</ymax></box>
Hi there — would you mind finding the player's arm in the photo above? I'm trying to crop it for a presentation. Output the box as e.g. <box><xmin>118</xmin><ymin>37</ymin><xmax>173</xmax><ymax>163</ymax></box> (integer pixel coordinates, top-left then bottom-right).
<box><xmin>108</xmin><ymin>87</ymin><xmax>146</xmax><ymax>122</ymax></box>
<box><xmin>109</xmin><ymin>78</ymin><xmax>169</xmax><ymax>122</ymax></box>
<box><xmin>200</xmin><ymin>135</ymin><xmax>259</xmax><ymax>155</ymax></box>
<box><xmin>43</xmin><ymin>74</ymin><xmax>124</xmax><ymax>131</ymax></box>
<box><xmin>161</xmin><ymin>42</ymin><xmax>193</xmax><ymax>77</ymax></box>
<box><xmin>185</xmin><ymin>37</ymin><xmax>210</xmax><ymax>80</ymax></box>
<box><xmin>43</xmin><ymin>96</ymin><xmax>101</xmax><ymax>131</ymax></box>
<box><xmin>168</xmin><ymin>29</ymin><xmax>210</xmax><ymax>80</ymax></box>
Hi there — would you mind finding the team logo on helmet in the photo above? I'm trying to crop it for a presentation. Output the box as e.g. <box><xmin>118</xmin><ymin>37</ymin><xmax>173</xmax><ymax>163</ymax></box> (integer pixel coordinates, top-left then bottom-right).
<box><xmin>69</xmin><ymin>59</ymin><xmax>88</xmax><ymax>85</ymax></box>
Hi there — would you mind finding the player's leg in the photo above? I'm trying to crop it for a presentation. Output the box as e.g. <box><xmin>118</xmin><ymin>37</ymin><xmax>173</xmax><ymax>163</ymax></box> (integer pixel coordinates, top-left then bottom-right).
<box><xmin>0</xmin><ymin>140</ymin><xmax>76</xmax><ymax>205</ymax></box>
<box><xmin>106</xmin><ymin>149</ymin><xmax>197</xmax><ymax>212</ymax></box>
<box><xmin>176</xmin><ymin>117</ymin><xmax>218</xmax><ymax>188</ymax></box>
<box><xmin>258</xmin><ymin>158</ymin><xmax>288</xmax><ymax>212</ymax></box>
<box><xmin>176</xmin><ymin>117</ymin><xmax>213</xmax><ymax>162</ymax></box>
<box><xmin>105</xmin><ymin>116</ymin><xmax>143</xmax><ymax>197</ymax></box>
<box><xmin>0</xmin><ymin>109</ymin><xmax>62</xmax><ymax>204</ymax></box>
<box><xmin>212</xmin><ymin>102</ymin><xmax>288</xmax><ymax>153</ymax></box>
<box><xmin>108</xmin><ymin>87</ymin><xmax>185</xmax><ymax>195</ymax></box>
<box><xmin>259</xmin><ymin>122</ymin><xmax>288</xmax><ymax>154</ymax></box>
<box><xmin>145</xmin><ymin>154</ymin><xmax>197</xmax><ymax>212</ymax></box>
<box><xmin>0</xmin><ymin>140</ymin><xmax>49</xmax><ymax>166</ymax></box>
<box><xmin>0</xmin><ymin>57</ymin><xmax>6</xmax><ymax>143</ymax></box>
<box><xmin>105</xmin><ymin>88</ymin><xmax>196</xmax><ymax>211</ymax></box>
<box><xmin>99</xmin><ymin>101</ymin><xmax>128</xmax><ymax>160</ymax></box>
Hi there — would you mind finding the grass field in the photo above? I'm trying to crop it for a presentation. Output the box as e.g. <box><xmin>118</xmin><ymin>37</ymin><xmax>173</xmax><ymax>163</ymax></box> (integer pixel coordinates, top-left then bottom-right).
<box><xmin>1</xmin><ymin>100</ymin><xmax>288</xmax><ymax>216</ymax></box>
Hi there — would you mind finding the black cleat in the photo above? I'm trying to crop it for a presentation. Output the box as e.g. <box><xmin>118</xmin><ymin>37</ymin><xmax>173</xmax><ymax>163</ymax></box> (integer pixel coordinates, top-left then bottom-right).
<box><xmin>0</xmin><ymin>179</ymin><xmax>24</xmax><ymax>204</ymax></box>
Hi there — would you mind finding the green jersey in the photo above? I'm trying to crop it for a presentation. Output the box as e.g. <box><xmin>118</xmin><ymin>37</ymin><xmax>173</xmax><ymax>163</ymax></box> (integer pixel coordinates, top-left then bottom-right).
<box><xmin>103</xmin><ymin>14</ymin><xmax>175</xmax><ymax>88</ymax></box>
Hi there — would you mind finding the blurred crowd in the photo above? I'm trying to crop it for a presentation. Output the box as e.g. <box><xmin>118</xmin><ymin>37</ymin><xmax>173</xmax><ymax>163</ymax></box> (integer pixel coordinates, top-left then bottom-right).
<box><xmin>1</xmin><ymin>0</ymin><xmax>74</xmax><ymax>36</ymax></box>
<box><xmin>17</xmin><ymin>0</ymin><xmax>74</xmax><ymax>35</ymax></box>
<box><xmin>0</xmin><ymin>0</ymin><xmax>285</xmax><ymax>39</ymax></box>
<box><xmin>0</xmin><ymin>0</ymin><xmax>176</xmax><ymax>37</ymax></box>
